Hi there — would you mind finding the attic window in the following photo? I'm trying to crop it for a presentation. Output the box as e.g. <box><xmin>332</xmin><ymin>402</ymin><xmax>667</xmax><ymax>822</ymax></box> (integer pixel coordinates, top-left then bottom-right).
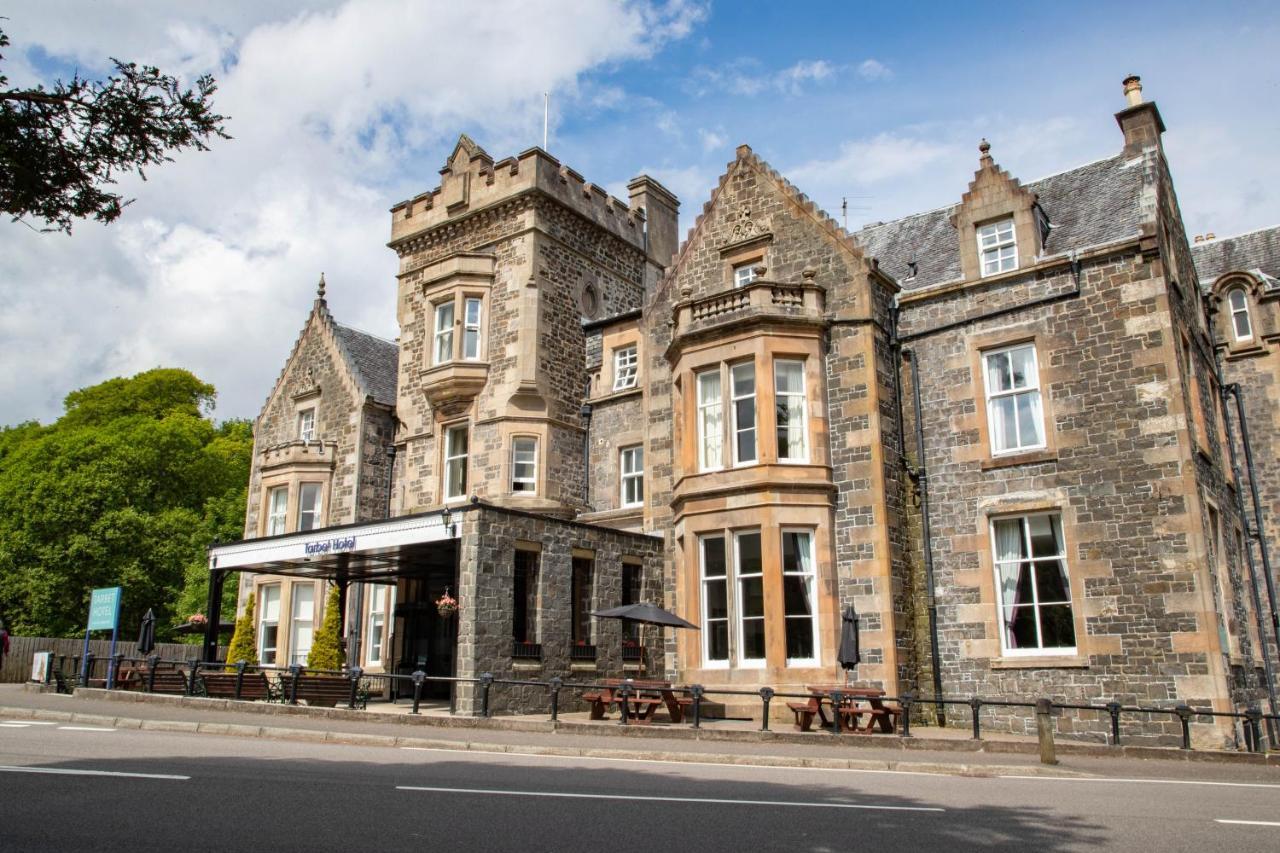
<box><xmin>978</xmin><ymin>218</ymin><xmax>1017</xmax><ymax>277</ymax></box>
<box><xmin>733</xmin><ymin>263</ymin><xmax>759</xmax><ymax>288</ymax></box>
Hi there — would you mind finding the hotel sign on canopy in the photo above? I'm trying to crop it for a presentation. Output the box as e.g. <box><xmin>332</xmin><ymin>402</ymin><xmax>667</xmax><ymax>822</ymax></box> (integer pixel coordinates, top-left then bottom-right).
<box><xmin>305</xmin><ymin>536</ymin><xmax>358</xmax><ymax>556</ymax></box>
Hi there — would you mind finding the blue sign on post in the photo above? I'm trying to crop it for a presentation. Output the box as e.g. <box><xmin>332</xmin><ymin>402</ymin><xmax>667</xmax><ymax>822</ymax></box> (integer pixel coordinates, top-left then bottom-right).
<box><xmin>83</xmin><ymin>586</ymin><xmax>123</xmax><ymax>688</ymax></box>
<box><xmin>87</xmin><ymin>587</ymin><xmax>122</xmax><ymax>630</ymax></box>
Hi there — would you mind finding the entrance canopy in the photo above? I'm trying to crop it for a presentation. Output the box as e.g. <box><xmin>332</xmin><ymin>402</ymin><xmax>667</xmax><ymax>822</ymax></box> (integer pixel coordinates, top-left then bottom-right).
<box><xmin>208</xmin><ymin>509</ymin><xmax>463</xmax><ymax>583</ymax></box>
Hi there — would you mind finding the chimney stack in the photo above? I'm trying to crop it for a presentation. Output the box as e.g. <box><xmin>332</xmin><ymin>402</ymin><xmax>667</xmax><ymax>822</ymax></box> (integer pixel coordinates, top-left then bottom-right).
<box><xmin>628</xmin><ymin>175</ymin><xmax>680</xmax><ymax>287</ymax></box>
<box><xmin>1115</xmin><ymin>74</ymin><xmax>1165</xmax><ymax>156</ymax></box>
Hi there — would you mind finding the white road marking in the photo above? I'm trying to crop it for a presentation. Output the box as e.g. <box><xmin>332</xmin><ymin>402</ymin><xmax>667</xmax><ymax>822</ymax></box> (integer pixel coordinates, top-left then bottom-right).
<box><xmin>56</xmin><ymin>726</ymin><xmax>115</xmax><ymax>732</ymax></box>
<box><xmin>1216</xmin><ymin>819</ymin><xmax>1280</xmax><ymax>827</ymax></box>
<box><xmin>0</xmin><ymin>766</ymin><xmax>188</xmax><ymax>780</ymax></box>
<box><xmin>3</xmin><ymin>720</ymin><xmax>58</xmax><ymax>725</ymax></box>
<box><xmin>397</xmin><ymin>785</ymin><xmax>944</xmax><ymax>812</ymax></box>
<box><xmin>0</xmin><ymin>723</ymin><xmax>31</xmax><ymax>728</ymax></box>
<box><xmin>1000</xmin><ymin>774</ymin><xmax>1280</xmax><ymax>790</ymax></box>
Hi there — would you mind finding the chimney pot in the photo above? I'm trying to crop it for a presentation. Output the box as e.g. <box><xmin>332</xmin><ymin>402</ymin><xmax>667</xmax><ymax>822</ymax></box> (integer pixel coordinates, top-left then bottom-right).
<box><xmin>1206</xmin><ymin>232</ymin><xmax>1216</xmax><ymax>241</ymax></box>
<box><xmin>1123</xmin><ymin>75</ymin><xmax>1143</xmax><ymax>107</ymax></box>
<box><xmin>1194</xmin><ymin>235</ymin><xmax>1204</xmax><ymax>243</ymax></box>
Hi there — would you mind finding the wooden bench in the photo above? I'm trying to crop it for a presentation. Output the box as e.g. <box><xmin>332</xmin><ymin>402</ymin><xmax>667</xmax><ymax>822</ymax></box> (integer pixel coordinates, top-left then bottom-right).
<box><xmin>198</xmin><ymin>671</ymin><xmax>277</xmax><ymax>702</ymax></box>
<box><xmin>838</xmin><ymin>703</ymin><xmax>902</xmax><ymax>734</ymax></box>
<box><xmin>136</xmin><ymin>668</ymin><xmax>191</xmax><ymax>695</ymax></box>
<box><xmin>583</xmin><ymin>688</ymin><xmax>665</xmax><ymax>723</ymax></box>
<box><xmin>279</xmin><ymin>673</ymin><xmax>367</xmax><ymax>709</ymax></box>
<box><xmin>787</xmin><ymin>700</ymin><xmax>821</xmax><ymax>732</ymax></box>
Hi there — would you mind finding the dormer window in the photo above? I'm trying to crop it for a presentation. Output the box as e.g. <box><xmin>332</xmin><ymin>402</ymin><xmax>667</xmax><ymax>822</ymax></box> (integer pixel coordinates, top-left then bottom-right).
<box><xmin>978</xmin><ymin>218</ymin><xmax>1017</xmax><ymax>276</ymax></box>
<box><xmin>733</xmin><ymin>264</ymin><xmax>758</xmax><ymax>288</ymax></box>
<box><xmin>297</xmin><ymin>408</ymin><xmax>315</xmax><ymax>442</ymax></box>
<box><xmin>432</xmin><ymin>294</ymin><xmax>486</xmax><ymax>365</ymax></box>
<box><xmin>1228</xmin><ymin>288</ymin><xmax>1253</xmax><ymax>340</ymax></box>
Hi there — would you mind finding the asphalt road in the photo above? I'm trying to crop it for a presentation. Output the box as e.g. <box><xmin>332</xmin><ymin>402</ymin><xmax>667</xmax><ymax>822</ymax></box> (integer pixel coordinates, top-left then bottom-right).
<box><xmin>1</xmin><ymin>721</ymin><xmax>1278</xmax><ymax>852</ymax></box>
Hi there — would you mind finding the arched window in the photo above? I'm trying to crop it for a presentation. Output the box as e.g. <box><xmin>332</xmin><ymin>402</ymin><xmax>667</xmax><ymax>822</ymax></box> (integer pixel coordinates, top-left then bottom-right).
<box><xmin>1228</xmin><ymin>287</ymin><xmax>1253</xmax><ymax>341</ymax></box>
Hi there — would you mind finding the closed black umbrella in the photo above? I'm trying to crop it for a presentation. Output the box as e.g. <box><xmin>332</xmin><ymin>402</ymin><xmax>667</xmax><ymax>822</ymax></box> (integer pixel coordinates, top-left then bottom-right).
<box><xmin>137</xmin><ymin>608</ymin><xmax>156</xmax><ymax>655</ymax></box>
<box><xmin>838</xmin><ymin>604</ymin><xmax>861</xmax><ymax>682</ymax></box>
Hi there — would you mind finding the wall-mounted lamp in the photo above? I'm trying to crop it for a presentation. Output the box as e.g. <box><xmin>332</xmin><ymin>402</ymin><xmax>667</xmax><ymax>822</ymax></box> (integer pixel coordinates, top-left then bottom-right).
<box><xmin>441</xmin><ymin>505</ymin><xmax>455</xmax><ymax>538</ymax></box>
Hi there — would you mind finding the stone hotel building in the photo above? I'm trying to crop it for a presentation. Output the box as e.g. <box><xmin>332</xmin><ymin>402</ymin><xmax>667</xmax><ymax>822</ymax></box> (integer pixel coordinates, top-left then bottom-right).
<box><xmin>208</xmin><ymin>77</ymin><xmax>1280</xmax><ymax>742</ymax></box>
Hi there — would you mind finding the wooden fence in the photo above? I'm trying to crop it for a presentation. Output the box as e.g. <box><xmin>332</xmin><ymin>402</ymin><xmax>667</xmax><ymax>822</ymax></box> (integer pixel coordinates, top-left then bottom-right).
<box><xmin>1</xmin><ymin>636</ymin><xmax>227</xmax><ymax>683</ymax></box>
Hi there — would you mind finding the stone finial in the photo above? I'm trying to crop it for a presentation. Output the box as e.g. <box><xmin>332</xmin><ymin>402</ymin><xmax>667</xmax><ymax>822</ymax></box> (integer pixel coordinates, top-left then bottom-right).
<box><xmin>978</xmin><ymin>138</ymin><xmax>992</xmax><ymax>165</ymax></box>
<box><xmin>317</xmin><ymin>272</ymin><xmax>327</xmax><ymax>301</ymax></box>
<box><xmin>1123</xmin><ymin>75</ymin><xmax>1143</xmax><ymax>107</ymax></box>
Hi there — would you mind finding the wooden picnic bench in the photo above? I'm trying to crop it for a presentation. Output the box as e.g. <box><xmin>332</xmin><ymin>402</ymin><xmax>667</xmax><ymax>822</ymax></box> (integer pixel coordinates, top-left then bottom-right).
<box><xmin>198</xmin><ymin>671</ymin><xmax>277</xmax><ymax>702</ymax></box>
<box><xmin>789</xmin><ymin>686</ymin><xmax>901</xmax><ymax>734</ymax></box>
<box><xmin>277</xmin><ymin>673</ymin><xmax>367</xmax><ymax>709</ymax></box>
<box><xmin>117</xmin><ymin>667</ymin><xmax>190</xmax><ymax>695</ymax></box>
<box><xmin>583</xmin><ymin>679</ymin><xmax>688</xmax><ymax>724</ymax></box>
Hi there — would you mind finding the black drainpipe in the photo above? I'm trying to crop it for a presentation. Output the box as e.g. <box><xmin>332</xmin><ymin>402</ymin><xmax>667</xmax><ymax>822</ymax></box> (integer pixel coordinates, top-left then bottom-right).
<box><xmin>902</xmin><ymin>343</ymin><xmax>946</xmax><ymax>727</ymax></box>
<box><xmin>581</xmin><ymin>376</ymin><xmax>594</xmax><ymax>509</ymax></box>
<box><xmin>1211</xmin><ymin>340</ymin><xmax>1279</xmax><ymax>724</ymax></box>
<box><xmin>1227</xmin><ymin>383</ymin><xmax>1280</xmax><ymax>668</ymax></box>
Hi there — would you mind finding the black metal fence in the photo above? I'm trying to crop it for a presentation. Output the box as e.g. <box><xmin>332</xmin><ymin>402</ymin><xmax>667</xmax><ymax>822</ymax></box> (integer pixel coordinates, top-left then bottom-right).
<box><xmin>56</xmin><ymin>653</ymin><xmax>1280</xmax><ymax>755</ymax></box>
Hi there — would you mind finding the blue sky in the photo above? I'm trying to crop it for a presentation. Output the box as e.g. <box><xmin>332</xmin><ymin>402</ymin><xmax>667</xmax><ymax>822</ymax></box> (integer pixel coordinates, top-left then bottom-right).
<box><xmin>3</xmin><ymin>1</ymin><xmax>1278</xmax><ymax>425</ymax></box>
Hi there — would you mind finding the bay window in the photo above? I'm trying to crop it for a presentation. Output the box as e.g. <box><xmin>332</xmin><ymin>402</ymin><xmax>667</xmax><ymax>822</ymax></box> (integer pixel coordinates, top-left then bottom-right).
<box><xmin>258</xmin><ymin>584</ymin><xmax>280</xmax><ymax>665</ymax></box>
<box><xmin>267</xmin><ymin>486</ymin><xmax>288</xmax><ymax>536</ymax></box>
<box><xmin>735</xmin><ymin>531</ymin><xmax>766</xmax><ymax>666</ymax></box>
<box><xmin>696</xmin><ymin>369</ymin><xmax>724</xmax><ymax>470</ymax></box>
<box><xmin>774</xmin><ymin>360</ymin><xmax>808</xmax><ymax>462</ymax></box>
<box><xmin>511</xmin><ymin>436</ymin><xmax>537</xmax><ymax>494</ymax></box>
<box><xmin>700</xmin><ymin>535</ymin><xmax>730</xmax><ymax>666</ymax></box>
<box><xmin>366</xmin><ymin>587</ymin><xmax>386</xmax><ymax>667</ymax></box>
<box><xmin>983</xmin><ymin>343</ymin><xmax>1045</xmax><ymax>455</ymax></box>
<box><xmin>463</xmin><ymin>297</ymin><xmax>483</xmax><ymax>359</ymax></box>
<box><xmin>992</xmin><ymin>513</ymin><xmax>1076</xmax><ymax>655</ymax></box>
<box><xmin>730</xmin><ymin>362</ymin><xmax>757</xmax><ymax>465</ymax></box>
<box><xmin>297</xmin><ymin>483</ymin><xmax>322</xmax><ymax>531</ymax></box>
<box><xmin>781</xmin><ymin>529</ymin><xmax>818</xmax><ymax>664</ymax></box>
<box><xmin>433</xmin><ymin>301</ymin><xmax>454</xmax><ymax>365</ymax></box>
<box><xmin>290</xmin><ymin>583</ymin><xmax>315</xmax><ymax>665</ymax></box>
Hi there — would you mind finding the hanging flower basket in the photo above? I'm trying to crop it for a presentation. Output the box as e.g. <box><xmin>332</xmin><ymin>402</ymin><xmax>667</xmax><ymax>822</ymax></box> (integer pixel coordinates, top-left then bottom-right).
<box><xmin>436</xmin><ymin>589</ymin><xmax>458</xmax><ymax>618</ymax></box>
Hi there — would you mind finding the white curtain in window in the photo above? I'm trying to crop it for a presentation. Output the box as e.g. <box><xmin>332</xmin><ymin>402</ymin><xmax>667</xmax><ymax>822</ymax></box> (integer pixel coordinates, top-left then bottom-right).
<box><xmin>994</xmin><ymin>518</ymin><xmax>1025</xmax><ymax>608</ymax></box>
<box><xmin>698</xmin><ymin>371</ymin><xmax>723</xmax><ymax>469</ymax></box>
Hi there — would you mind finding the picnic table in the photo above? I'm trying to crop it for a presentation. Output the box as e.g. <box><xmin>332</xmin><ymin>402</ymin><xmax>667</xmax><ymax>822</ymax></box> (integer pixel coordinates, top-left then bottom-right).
<box><xmin>787</xmin><ymin>685</ymin><xmax>901</xmax><ymax>734</ymax></box>
<box><xmin>583</xmin><ymin>679</ymin><xmax>692</xmax><ymax>724</ymax></box>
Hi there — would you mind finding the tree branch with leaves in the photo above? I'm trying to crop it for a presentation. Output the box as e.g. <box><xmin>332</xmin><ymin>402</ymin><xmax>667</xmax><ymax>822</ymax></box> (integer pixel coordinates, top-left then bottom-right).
<box><xmin>0</xmin><ymin>24</ymin><xmax>230</xmax><ymax>233</ymax></box>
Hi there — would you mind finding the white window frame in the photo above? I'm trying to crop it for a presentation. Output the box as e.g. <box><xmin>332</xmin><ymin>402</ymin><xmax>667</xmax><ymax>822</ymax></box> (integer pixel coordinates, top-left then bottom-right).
<box><xmin>289</xmin><ymin>583</ymin><xmax>315</xmax><ymax>666</ymax></box>
<box><xmin>1228</xmin><ymin>288</ymin><xmax>1253</xmax><ymax>341</ymax></box>
<box><xmin>510</xmin><ymin>436</ymin><xmax>538</xmax><ymax>495</ymax></box>
<box><xmin>733</xmin><ymin>263</ymin><xmax>758</xmax><ymax>288</ymax></box>
<box><xmin>620</xmin><ymin>445</ymin><xmax>644</xmax><ymax>508</ymax></box>
<box><xmin>463</xmin><ymin>297</ymin><xmax>483</xmax><ymax>360</ymax></box>
<box><xmin>978</xmin><ymin>218</ymin><xmax>1017</xmax><ymax>277</ymax></box>
<box><xmin>297</xmin><ymin>408</ymin><xmax>316</xmax><ymax>442</ymax></box>
<box><xmin>433</xmin><ymin>301</ymin><xmax>455</xmax><ymax>365</ymax></box>
<box><xmin>297</xmin><ymin>483</ymin><xmax>323</xmax><ymax>532</ymax></box>
<box><xmin>781</xmin><ymin>528</ymin><xmax>819</xmax><ymax>667</ymax></box>
<box><xmin>443</xmin><ymin>423</ymin><xmax>469</xmax><ymax>502</ymax></box>
<box><xmin>730</xmin><ymin>361</ymin><xmax>757</xmax><ymax>466</ymax></box>
<box><xmin>258</xmin><ymin>584</ymin><xmax>280</xmax><ymax>665</ymax></box>
<box><xmin>982</xmin><ymin>343</ymin><xmax>1045</xmax><ymax>456</ymax></box>
<box><xmin>734</xmin><ymin>530</ymin><xmax>766</xmax><ymax>669</ymax></box>
<box><xmin>613</xmin><ymin>345</ymin><xmax>639</xmax><ymax>391</ymax></box>
<box><xmin>774</xmin><ymin>359</ymin><xmax>808</xmax><ymax>463</ymax></box>
<box><xmin>366</xmin><ymin>586</ymin><xmax>386</xmax><ymax>667</ymax></box>
<box><xmin>267</xmin><ymin>486</ymin><xmax>288</xmax><ymax>536</ymax></box>
<box><xmin>696</xmin><ymin>368</ymin><xmax>724</xmax><ymax>471</ymax></box>
<box><xmin>991</xmin><ymin>512</ymin><xmax>1076</xmax><ymax>657</ymax></box>
<box><xmin>699</xmin><ymin>534</ymin><xmax>730</xmax><ymax>669</ymax></box>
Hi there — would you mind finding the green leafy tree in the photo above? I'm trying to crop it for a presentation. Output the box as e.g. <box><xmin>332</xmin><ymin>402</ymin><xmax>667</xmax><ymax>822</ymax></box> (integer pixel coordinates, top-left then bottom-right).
<box><xmin>0</xmin><ymin>368</ymin><xmax>253</xmax><ymax>638</ymax></box>
<box><xmin>224</xmin><ymin>592</ymin><xmax>258</xmax><ymax>671</ymax></box>
<box><xmin>306</xmin><ymin>584</ymin><xmax>345</xmax><ymax>672</ymax></box>
<box><xmin>0</xmin><ymin>24</ymin><xmax>230</xmax><ymax>232</ymax></box>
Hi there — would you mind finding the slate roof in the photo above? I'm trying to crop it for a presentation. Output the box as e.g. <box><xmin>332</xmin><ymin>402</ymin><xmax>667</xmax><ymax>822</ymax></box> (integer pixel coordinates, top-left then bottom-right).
<box><xmin>1191</xmin><ymin>225</ymin><xmax>1280</xmax><ymax>291</ymax></box>
<box><xmin>853</xmin><ymin>154</ymin><xmax>1148</xmax><ymax>291</ymax></box>
<box><xmin>332</xmin><ymin>323</ymin><xmax>398</xmax><ymax>406</ymax></box>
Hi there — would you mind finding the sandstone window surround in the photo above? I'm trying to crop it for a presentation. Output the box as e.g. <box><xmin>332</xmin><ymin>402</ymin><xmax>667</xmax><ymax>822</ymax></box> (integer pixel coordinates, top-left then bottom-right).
<box><xmin>977</xmin><ymin>217</ymin><xmax>1017</xmax><ymax>277</ymax></box>
<box><xmin>297</xmin><ymin>407</ymin><xmax>316</xmax><ymax>442</ymax></box>
<box><xmin>731</xmin><ymin>362</ymin><xmax>758</xmax><ymax>466</ymax></box>
<box><xmin>991</xmin><ymin>512</ymin><xmax>1077</xmax><ymax>657</ymax></box>
<box><xmin>613</xmin><ymin>344</ymin><xmax>639</xmax><ymax>391</ymax></box>
<box><xmin>289</xmin><ymin>581</ymin><xmax>316</xmax><ymax>665</ymax></box>
<box><xmin>733</xmin><ymin>262</ymin><xmax>759</xmax><ymax>288</ymax></box>
<box><xmin>1228</xmin><ymin>287</ymin><xmax>1253</xmax><ymax>341</ymax></box>
<box><xmin>510</xmin><ymin>436</ymin><xmax>538</xmax><ymax>494</ymax></box>
<box><xmin>620</xmin><ymin>445</ymin><xmax>644</xmax><ymax>507</ymax></box>
<box><xmin>774</xmin><ymin>360</ymin><xmax>808</xmax><ymax>463</ymax></box>
<box><xmin>781</xmin><ymin>528</ymin><xmax>819</xmax><ymax>666</ymax></box>
<box><xmin>696</xmin><ymin>368</ymin><xmax>724</xmax><ymax>470</ymax></box>
<box><xmin>366</xmin><ymin>585</ymin><xmax>389</xmax><ymax>667</ymax></box>
<box><xmin>297</xmin><ymin>482</ymin><xmax>324</xmax><ymax>531</ymax></box>
<box><xmin>981</xmin><ymin>343</ymin><xmax>1045</xmax><ymax>456</ymax></box>
<box><xmin>698</xmin><ymin>529</ymin><xmax>766</xmax><ymax>669</ymax></box>
<box><xmin>258</xmin><ymin>583</ymin><xmax>281</xmax><ymax>664</ymax></box>
<box><xmin>442</xmin><ymin>423</ymin><xmax>470</xmax><ymax>503</ymax></box>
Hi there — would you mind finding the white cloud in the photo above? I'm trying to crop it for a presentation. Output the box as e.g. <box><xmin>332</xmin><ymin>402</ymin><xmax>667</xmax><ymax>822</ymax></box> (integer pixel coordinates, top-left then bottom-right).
<box><xmin>0</xmin><ymin>0</ymin><xmax>702</xmax><ymax>424</ymax></box>
<box><xmin>686</xmin><ymin>57</ymin><xmax>842</xmax><ymax>98</ymax></box>
<box><xmin>856</xmin><ymin>58</ymin><xmax>891</xmax><ymax>81</ymax></box>
<box><xmin>698</xmin><ymin>128</ymin><xmax>727</xmax><ymax>152</ymax></box>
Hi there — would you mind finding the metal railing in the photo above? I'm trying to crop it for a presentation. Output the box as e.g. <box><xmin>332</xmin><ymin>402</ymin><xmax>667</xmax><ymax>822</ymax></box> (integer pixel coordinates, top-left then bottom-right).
<box><xmin>68</xmin><ymin>656</ymin><xmax>1280</xmax><ymax>754</ymax></box>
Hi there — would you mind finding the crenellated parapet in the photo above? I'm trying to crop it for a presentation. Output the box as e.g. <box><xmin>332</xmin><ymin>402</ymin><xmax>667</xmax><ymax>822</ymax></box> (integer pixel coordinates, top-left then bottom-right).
<box><xmin>389</xmin><ymin>135</ymin><xmax>646</xmax><ymax>256</ymax></box>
